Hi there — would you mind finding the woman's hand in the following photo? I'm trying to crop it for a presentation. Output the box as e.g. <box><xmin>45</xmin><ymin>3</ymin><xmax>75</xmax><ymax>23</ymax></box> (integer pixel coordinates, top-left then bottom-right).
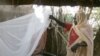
<box><xmin>71</xmin><ymin>41</ymin><xmax>87</xmax><ymax>53</ymax></box>
<box><xmin>71</xmin><ymin>43</ymin><xmax>80</xmax><ymax>53</ymax></box>
<box><xmin>80</xmin><ymin>41</ymin><xmax>87</xmax><ymax>47</ymax></box>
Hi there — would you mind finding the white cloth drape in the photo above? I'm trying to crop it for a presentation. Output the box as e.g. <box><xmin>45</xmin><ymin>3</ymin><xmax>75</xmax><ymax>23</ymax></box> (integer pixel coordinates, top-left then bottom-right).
<box><xmin>0</xmin><ymin>12</ymin><xmax>50</xmax><ymax>56</ymax></box>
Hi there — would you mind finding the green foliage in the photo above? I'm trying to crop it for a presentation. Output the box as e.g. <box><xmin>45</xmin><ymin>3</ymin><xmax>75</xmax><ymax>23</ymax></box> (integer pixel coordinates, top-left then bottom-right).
<box><xmin>92</xmin><ymin>7</ymin><xmax>100</xmax><ymax>56</ymax></box>
<box><xmin>91</xmin><ymin>7</ymin><xmax>100</xmax><ymax>20</ymax></box>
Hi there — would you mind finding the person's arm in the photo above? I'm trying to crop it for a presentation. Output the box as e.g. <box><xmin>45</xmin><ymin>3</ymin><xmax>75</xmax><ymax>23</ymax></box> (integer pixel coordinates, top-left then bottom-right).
<box><xmin>71</xmin><ymin>41</ymin><xmax>87</xmax><ymax>53</ymax></box>
<box><xmin>79</xmin><ymin>41</ymin><xmax>87</xmax><ymax>47</ymax></box>
<box><xmin>49</xmin><ymin>15</ymin><xmax>65</xmax><ymax>28</ymax></box>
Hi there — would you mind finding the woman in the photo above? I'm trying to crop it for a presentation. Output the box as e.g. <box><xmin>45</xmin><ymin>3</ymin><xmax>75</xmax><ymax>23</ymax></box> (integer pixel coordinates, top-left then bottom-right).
<box><xmin>49</xmin><ymin>11</ymin><xmax>93</xmax><ymax>56</ymax></box>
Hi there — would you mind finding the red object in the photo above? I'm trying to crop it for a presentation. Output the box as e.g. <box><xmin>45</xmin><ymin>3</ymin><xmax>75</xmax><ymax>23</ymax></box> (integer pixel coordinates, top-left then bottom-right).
<box><xmin>64</xmin><ymin>23</ymin><xmax>72</xmax><ymax>32</ymax></box>
<box><xmin>69</xmin><ymin>29</ymin><xmax>79</xmax><ymax>46</ymax></box>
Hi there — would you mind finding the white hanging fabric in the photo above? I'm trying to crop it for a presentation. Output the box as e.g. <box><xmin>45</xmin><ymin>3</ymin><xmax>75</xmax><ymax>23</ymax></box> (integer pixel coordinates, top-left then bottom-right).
<box><xmin>0</xmin><ymin>9</ymin><xmax>51</xmax><ymax>56</ymax></box>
